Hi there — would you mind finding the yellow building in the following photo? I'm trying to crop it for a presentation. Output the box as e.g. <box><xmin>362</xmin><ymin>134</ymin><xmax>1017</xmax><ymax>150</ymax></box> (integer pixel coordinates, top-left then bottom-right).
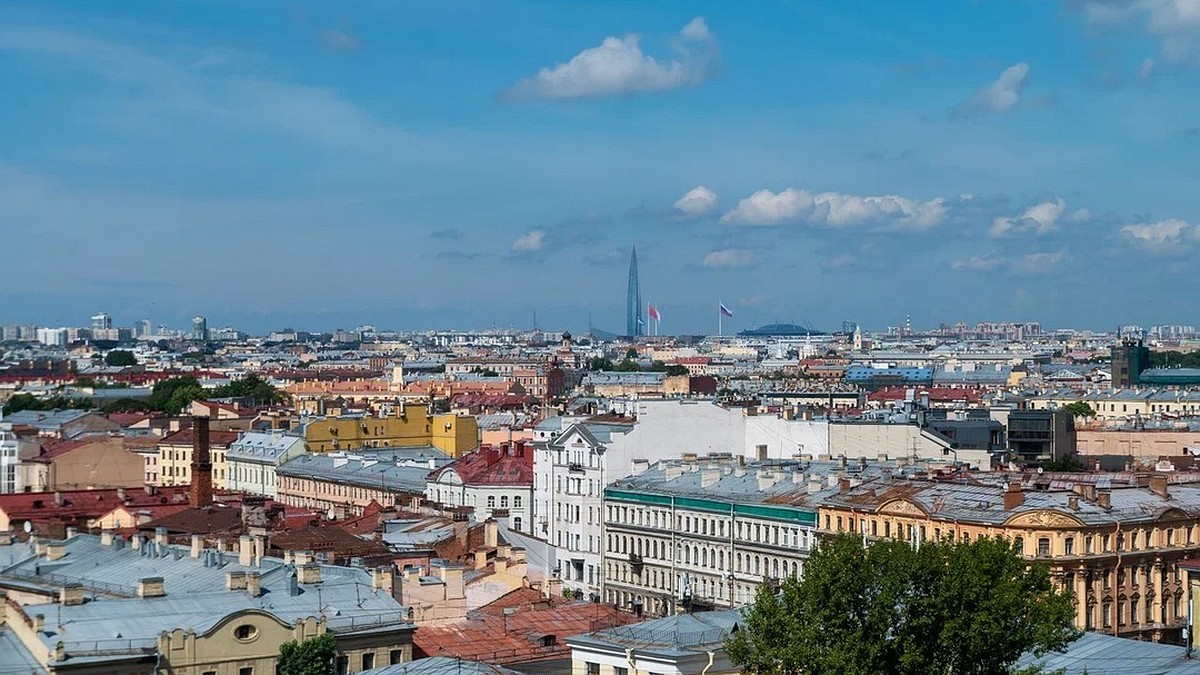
<box><xmin>303</xmin><ymin>408</ymin><xmax>478</xmax><ymax>457</ymax></box>
<box><xmin>818</xmin><ymin>475</ymin><xmax>1200</xmax><ymax>643</ymax></box>
<box><xmin>157</xmin><ymin>427</ymin><xmax>239</xmax><ymax>490</ymax></box>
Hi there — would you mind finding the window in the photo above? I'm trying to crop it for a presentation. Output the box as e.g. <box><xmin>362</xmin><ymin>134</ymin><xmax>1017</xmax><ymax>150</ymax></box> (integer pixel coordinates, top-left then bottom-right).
<box><xmin>362</xmin><ymin>654</ymin><xmax>375</xmax><ymax>670</ymax></box>
<box><xmin>487</xmin><ymin>495</ymin><xmax>496</xmax><ymax>508</ymax></box>
<box><xmin>514</xmin><ymin>517</ymin><xmax>523</xmax><ymax>531</ymax></box>
<box><xmin>615</xmin><ymin>668</ymin><xmax>628</xmax><ymax>675</ymax></box>
<box><xmin>1037</xmin><ymin>538</ymin><xmax>1051</xmax><ymax>557</ymax></box>
<box><xmin>501</xmin><ymin>495</ymin><xmax>509</xmax><ymax>508</ymax></box>
<box><xmin>233</xmin><ymin>624</ymin><xmax>258</xmax><ymax>641</ymax></box>
<box><xmin>586</xmin><ymin>663</ymin><xmax>600</xmax><ymax>675</ymax></box>
<box><xmin>390</xmin><ymin>649</ymin><xmax>405</xmax><ymax>665</ymax></box>
<box><xmin>514</xmin><ymin>495</ymin><xmax>522</xmax><ymax>509</ymax></box>
<box><xmin>239</xmin><ymin>668</ymin><xmax>253</xmax><ymax>675</ymax></box>
<box><xmin>336</xmin><ymin>655</ymin><xmax>349</xmax><ymax>675</ymax></box>
<box><xmin>1064</xmin><ymin>537</ymin><xmax>1074</xmax><ymax>555</ymax></box>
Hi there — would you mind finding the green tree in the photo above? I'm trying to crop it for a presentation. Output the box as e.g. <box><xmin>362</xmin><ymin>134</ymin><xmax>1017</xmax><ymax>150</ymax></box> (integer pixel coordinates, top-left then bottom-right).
<box><xmin>102</xmin><ymin>398</ymin><xmax>154</xmax><ymax>414</ymax></box>
<box><xmin>212</xmin><ymin>374</ymin><xmax>286</xmax><ymax>406</ymax></box>
<box><xmin>664</xmin><ymin>364</ymin><xmax>690</xmax><ymax>377</ymax></box>
<box><xmin>104</xmin><ymin>350</ymin><xmax>137</xmax><ymax>367</ymax></box>
<box><xmin>1043</xmin><ymin>454</ymin><xmax>1087</xmax><ymax>472</ymax></box>
<box><xmin>586</xmin><ymin>357</ymin><xmax>614</xmax><ymax>371</ymax></box>
<box><xmin>3</xmin><ymin>393</ymin><xmax>93</xmax><ymax>415</ymax></box>
<box><xmin>149</xmin><ymin>376</ymin><xmax>205</xmax><ymax>415</ymax></box>
<box><xmin>614</xmin><ymin>358</ymin><xmax>640</xmax><ymax>372</ymax></box>
<box><xmin>727</xmin><ymin>533</ymin><xmax>1077</xmax><ymax>675</ymax></box>
<box><xmin>1063</xmin><ymin>401</ymin><xmax>1095</xmax><ymax>418</ymax></box>
<box><xmin>277</xmin><ymin>634</ymin><xmax>336</xmax><ymax>675</ymax></box>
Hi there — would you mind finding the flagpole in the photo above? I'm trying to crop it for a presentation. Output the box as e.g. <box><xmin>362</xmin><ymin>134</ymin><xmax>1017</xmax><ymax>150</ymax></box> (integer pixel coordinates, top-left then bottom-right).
<box><xmin>718</xmin><ymin>300</ymin><xmax>722</xmax><ymax>338</ymax></box>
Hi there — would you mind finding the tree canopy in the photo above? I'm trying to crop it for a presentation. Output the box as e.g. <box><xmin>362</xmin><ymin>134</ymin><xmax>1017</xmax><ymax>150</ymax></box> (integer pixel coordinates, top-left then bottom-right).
<box><xmin>104</xmin><ymin>350</ymin><xmax>137</xmax><ymax>367</ymax></box>
<box><xmin>149</xmin><ymin>376</ymin><xmax>206</xmax><ymax>415</ymax></box>
<box><xmin>1063</xmin><ymin>401</ymin><xmax>1095</xmax><ymax>418</ymax></box>
<box><xmin>726</xmin><ymin>533</ymin><xmax>1077</xmax><ymax>675</ymax></box>
<box><xmin>277</xmin><ymin>634</ymin><xmax>336</xmax><ymax>675</ymax></box>
<box><xmin>3</xmin><ymin>393</ymin><xmax>94</xmax><ymax>415</ymax></box>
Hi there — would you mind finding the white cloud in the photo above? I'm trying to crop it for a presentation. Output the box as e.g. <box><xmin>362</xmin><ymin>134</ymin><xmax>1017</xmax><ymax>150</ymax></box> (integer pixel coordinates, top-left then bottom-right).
<box><xmin>1084</xmin><ymin>1</ymin><xmax>1200</xmax><ymax>61</ymax></box>
<box><xmin>720</xmin><ymin>187</ymin><xmax>945</xmax><ymax>230</ymax></box>
<box><xmin>318</xmin><ymin>29</ymin><xmax>362</xmax><ymax>52</ymax></box>
<box><xmin>1139</xmin><ymin>57</ymin><xmax>1157</xmax><ymax>79</ymax></box>
<box><xmin>505</xmin><ymin>18</ymin><xmax>718</xmax><ymax>100</ymax></box>
<box><xmin>512</xmin><ymin>230</ymin><xmax>546</xmax><ymax>252</ymax></box>
<box><xmin>673</xmin><ymin>186</ymin><xmax>719</xmax><ymax>218</ymax></box>
<box><xmin>702</xmin><ymin>249</ymin><xmax>755</xmax><ymax>269</ymax></box>
<box><xmin>1070</xmin><ymin>208</ymin><xmax>1092</xmax><ymax>223</ymax></box>
<box><xmin>989</xmin><ymin>198</ymin><xmax>1068</xmax><ymax>238</ymax></box>
<box><xmin>950</xmin><ymin>254</ymin><xmax>1004</xmax><ymax>271</ymax></box>
<box><xmin>956</xmin><ymin>62</ymin><xmax>1030</xmax><ymax>117</ymax></box>
<box><xmin>1120</xmin><ymin>218</ymin><xmax>1193</xmax><ymax>248</ymax></box>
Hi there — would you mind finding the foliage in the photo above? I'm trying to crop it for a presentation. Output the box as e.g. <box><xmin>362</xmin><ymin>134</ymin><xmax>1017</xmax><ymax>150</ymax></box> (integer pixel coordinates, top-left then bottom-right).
<box><xmin>3</xmin><ymin>393</ymin><xmax>93</xmax><ymax>415</ymax></box>
<box><xmin>1063</xmin><ymin>401</ymin><xmax>1095</xmax><ymax>418</ymax></box>
<box><xmin>1043</xmin><ymin>454</ymin><xmax>1087</xmax><ymax>472</ymax></box>
<box><xmin>614</xmin><ymin>358</ymin><xmax>641</xmax><ymax>372</ymax></box>
<box><xmin>148</xmin><ymin>376</ymin><xmax>205</xmax><ymax>415</ymax></box>
<box><xmin>586</xmin><ymin>357</ymin><xmax>615</xmax><ymax>371</ymax></box>
<box><xmin>663</xmin><ymin>364</ymin><xmax>690</xmax><ymax>377</ymax></box>
<box><xmin>212</xmin><ymin>374</ymin><xmax>286</xmax><ymax>406</ymax></box>
<box><xmin>1149</xmin><ymin>350</ymin><xmax>1200</xmax><ymax>369</ymax></box>
<box><xmin>726</xmin><ymin>533</ymin><xmax>1077</xmax><ymax>675</ymax></box>
<box><xmin>625</xmin><ymin>348</ymin><xmax>638</xmax><ymax>359</ymax></box>
<box><xmin>102</xmin><ymin>398</ymin><xmax>155</xmax><ymax>414</ymax></box>
<box><xmin>277</xmin><ymin>634</ymin><xmax>336</xmax><ymax>675</ymax></box>
<box><xmin>104</xmin><ymin>350</ymin><xmax>137</xmax><ymax>367</ymax></box>
<box><xmin>470</xmin><ymin>367</ymin><xmax>499</xmax><ymax>377</ymax></box>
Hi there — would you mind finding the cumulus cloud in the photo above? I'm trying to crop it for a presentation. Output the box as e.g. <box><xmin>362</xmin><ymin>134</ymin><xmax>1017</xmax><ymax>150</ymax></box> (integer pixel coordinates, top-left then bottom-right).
<box><xmin>702</xmin><ymin>248</ymin><xmax>755</xmax><ymax>269</ymax></box>
<box><xmin>950</xmin><ymin>254</ymin><xmax>1005</xmax><ymax>271</ymax></box>
<box><xmin>950</xmin><ymin>251</ymin><xmax>1068</xmax><ymax>274</ymax></box>
<box><xmin>512</xmin><ymin>230</ymin><xmax>546</xmax><ymax>252</ymax></box>
<box><xmin>504</xmin><ymin>17</ymin><xmax>719</xmax><ymax>100</ymax></box>
<box><xmin>673</xmin><ymin>186</ymin><xmax>719</xmax><ymax>218</ymax></box>
<box><xmin>1120</xmin><ymin>218</ymin><xmax>1193</xmax><ymax>249</ymax></box>
<box><xmin>1083</xmin><ymin>0</ymin><xmax>1200</xmax><ymax>61</ymax></box>
<box><xmin>318</xmin><ymin>28</ymin><xmax>361</xmax><ymax>52</ymax></box>
<box><xmin>955</xmin><ymin>63</ymin><xmax>1030</xmax><ymax>118</ymax></box>
<box><xmin>720</xmin><ymin>187</ymin><xmax>946</xmax><ymax>230</ymax></box>
<box><xmin>989</xmin><ymin>198</ymin><xmax>1068</xmax><ymax>238</ymax></box>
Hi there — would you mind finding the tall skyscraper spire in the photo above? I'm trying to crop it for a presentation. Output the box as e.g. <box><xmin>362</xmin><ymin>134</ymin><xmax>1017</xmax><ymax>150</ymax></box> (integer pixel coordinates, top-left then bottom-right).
<box><xmin>626</xmin><ymin>246</ymin><xmax>642</xmax><ymax>337</ymax></box>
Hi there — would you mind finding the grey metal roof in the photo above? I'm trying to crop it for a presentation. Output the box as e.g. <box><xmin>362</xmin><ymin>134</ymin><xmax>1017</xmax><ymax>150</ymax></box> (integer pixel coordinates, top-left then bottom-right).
<box><xmin>1</xmin><ymin>533</ymin><xmax>411</xmax><ymax>665</ymax></box>
<box><xmin>226</xmin><ymin>429</ymin><xmax>305</xmax><ymax>464</ymax></box>
<box><xmin>1015</xmin><ymin>632</ymin><xmax>1200</xmax><ymax>674</ymax></box>
<box><xmin>277</xmin><ymin>447</ymin><xmax>451</xmax><ymax>493</ymax></box>
<box><xmin>0</xmin><ymin>627</ymin><xmax>44</xmax><ymax>674</ymax></box>
<box><xmin>4</xmin><ymin>409</ymin><xmax>90</xmax><ymax>430</ymax></box>
<box><xmin>567</xmin><ymin>609</ymin><xmax>742</xmax><ymax>657</ymax></box>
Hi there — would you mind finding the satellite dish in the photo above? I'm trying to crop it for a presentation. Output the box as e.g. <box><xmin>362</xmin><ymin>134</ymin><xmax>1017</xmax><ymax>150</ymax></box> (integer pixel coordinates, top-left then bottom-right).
<box><xmin>327</xmin><ymin>508</ymin><xmax>337</xmax><ymax>521</ymax></box>
<box><xmin>22</xmin><ymin>521</ymin><xmax>32</xmax><ymax>534</ymax></box>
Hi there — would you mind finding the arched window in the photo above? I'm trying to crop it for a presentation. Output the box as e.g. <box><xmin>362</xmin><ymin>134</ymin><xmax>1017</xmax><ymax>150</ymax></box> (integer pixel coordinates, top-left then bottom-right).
<box><xmin>487</xmin><ymin>495</ymin><xmax>496</xmax><ymax>508</ymax></box>
<box><xmin>514</xmin><ymin>495</ymin><xmax>522</xmax><ymax>509</ymax></box>
<box><xmin>500</xmin><ymin>495</ymin><xmax>509</xmax><ymax>508</ymax></box>
<box><xmin>513</xmin><ymin>517</ymin><xmax>523</xmax><ymax>531</ymax></box>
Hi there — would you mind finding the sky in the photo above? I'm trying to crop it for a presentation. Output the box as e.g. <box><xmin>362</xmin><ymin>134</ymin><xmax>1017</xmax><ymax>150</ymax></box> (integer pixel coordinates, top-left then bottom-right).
<box><xmin>2</xmin><ymin>0</ymin><xmax>1199</xmax><ymax>335</ymax></box>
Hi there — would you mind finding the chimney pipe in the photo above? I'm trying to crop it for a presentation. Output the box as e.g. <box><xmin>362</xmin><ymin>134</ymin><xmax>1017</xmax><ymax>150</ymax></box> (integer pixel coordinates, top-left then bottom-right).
<box><xmin>190</xmin><ymin>416</ymin><xmax>214</xmax><ymax>508</ymax></box>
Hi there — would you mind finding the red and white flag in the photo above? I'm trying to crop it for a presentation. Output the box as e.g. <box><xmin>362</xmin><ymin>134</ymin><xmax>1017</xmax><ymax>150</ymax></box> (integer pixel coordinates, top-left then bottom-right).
<box><xmin>648</xmin><ymin>304</ymin><xmax>660</xmax><ymax>321</ymax></box>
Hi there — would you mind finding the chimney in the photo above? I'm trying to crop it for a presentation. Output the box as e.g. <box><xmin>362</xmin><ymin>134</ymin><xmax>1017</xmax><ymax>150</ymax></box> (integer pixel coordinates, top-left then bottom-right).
<box><xmin>154</xmin><ymin>527</ymin><xmax>169</xmax><ymax>548</ymax></box>
<box><xmin>53</xmin><ymin>491</ymin><xmax>63</xmax><ymax>507</ymax></box>
<box><xmin>485</xmin><ymin>521</ymin><xmax>498</xmax><ymax>548</ymax></box>
<box><xmin>117</xmin><ymin>487</ymin><xmax>127</xmax><ymax>502</ymax></box>
<box><xmin>65</xmin><ymin>526</ymin><xmax>78</xmax><ymax>539</ymax></box>
<box><xmin>297</xmin><ymin>563</ymin><xmax>322</xmax><ymax>585</ymax></box>
<box><xmin>1003</xmin><ymin>483</ymin><xmax>1025</xmax><ymax>510</ymax></box>
<box><xmin>371</xmin><ymin>566</ymin><xmax>394</xmax><ymax>594</ymax></box>
<box><xmin>1068</xmin><ymin>495</ymin><xmax>1079</xmax><ymax>511</ymax></box>
<box><xmin>1149</xmin><ymin>474</ymin><xmax>1170</xmax><ymax>499</ymax></box>
<box><xmin>101</xmin><ymin>530</ymin><xmax>114</xmax><ymax>547</ymax></box>
<box><xmin>59</xmin><ymin>583</ymin><xmax>85</xmax><ymax>606</ymax></box>
<box><xmin>137</xmin><ymin>577</ymin><xmax>166</xmax><ymax>598</ymax></box>
<box><xmin>1097</xmin><ymin>489</ymin><xmax>1112</xmax><ymax>510</ymax></box>
<box><xmin>838</xmin><ymin>477</ymin><xmax>851</xmax><ymax>493</ymax></box>
<box><xmin>32</xmin><ymin>614</ymin><xmax>45</xmax><ymax>633</ymax></box>
<box><xmin>226</xmin><ymin>571</ymin><xmax>247</xmax><ymax>590</ymax></box>
<box><xmin>246</xmin><ymin>571</ymin><xmax>261</xmax><ymax>597</ymax></box>
<box><xmin>45</xmin><ymin>541</ymin><xmax>67</xmax><ymax>561</ymax></box>
<box><xmin>190</xmin><ymin>535</ymin><xmax>203</xmax><ymax>559</ymax></box>
<box><xmin>546</xmin><ymin>576</ymin><xmax>563</xmax><ymax>599</ymax></box>
<box><xmin>238</xmin><ymin>535</ymin><xmax>253</xmax><ymax>567</ymax></box>
<box><xmin>293</xmin><ymin>550</ymin><xmax>314</xmax><ymax>566</ymax></box>
<box><xmin>190</xmin><ymin>416</ymin><xmax>214</xmax><ymax>508</ymax></box>
<box><xmin>756</xmin><ymin>444</ymin><xmax>768</xmax><ymax>461</ymax></box>
<box><xmin>700</xmin><ymin>469</ymin><xmax>720</xmax><ymax>489</ymax></box>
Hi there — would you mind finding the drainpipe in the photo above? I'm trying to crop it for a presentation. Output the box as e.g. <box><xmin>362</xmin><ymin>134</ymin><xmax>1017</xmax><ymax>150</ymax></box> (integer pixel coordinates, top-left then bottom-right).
<box><xmin>701</xmin><ymin>650</ymin><xmax>716</xmax><ymax>675</ymax></box>
<box><xmin>1113</xmin><ymin>521</ymin><xmax>1123</xmax><ymax>637</ymax></box>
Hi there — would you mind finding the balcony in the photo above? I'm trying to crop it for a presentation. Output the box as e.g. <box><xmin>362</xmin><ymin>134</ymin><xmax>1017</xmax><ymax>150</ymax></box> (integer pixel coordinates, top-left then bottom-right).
<box><xmin>629</xmin><ymin>553</ymin><xmax>644</xmax><ymax>573</ymax></box>
<box><xmin>567</xmin><ymin>463</ymin><xmax>586</xmax><ymax>474</ymax></box>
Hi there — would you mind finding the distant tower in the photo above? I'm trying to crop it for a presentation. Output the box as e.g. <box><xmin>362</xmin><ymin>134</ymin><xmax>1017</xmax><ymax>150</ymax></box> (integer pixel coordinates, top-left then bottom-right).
<box><xmin>91</xmin><ymin>312</ymin><xmax>112</xmax><ymax>331</ymax></box>
<box><xmin>626</xmin><ymin>247</ymin><xmax>643</xmax><ymax>337</ymax></box>
<box><xmin>191</xmin><ymin>315</ymin><xmax>208</xmax><ymax>341</ymax></box>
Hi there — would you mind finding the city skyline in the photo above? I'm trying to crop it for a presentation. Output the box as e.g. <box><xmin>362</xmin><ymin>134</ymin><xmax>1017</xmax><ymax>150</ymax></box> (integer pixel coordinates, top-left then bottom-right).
<box><xmin>3</xmin><ymin>1</ymin><xmax>1199</xmax><ymax>333</ymax></box>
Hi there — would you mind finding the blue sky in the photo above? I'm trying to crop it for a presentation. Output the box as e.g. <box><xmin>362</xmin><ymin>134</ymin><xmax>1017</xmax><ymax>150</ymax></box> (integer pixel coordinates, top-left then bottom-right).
<box><xmin>2</xmin><ymin>1</ymin><xmax>1199</xmax><ymax>335</ymax></box>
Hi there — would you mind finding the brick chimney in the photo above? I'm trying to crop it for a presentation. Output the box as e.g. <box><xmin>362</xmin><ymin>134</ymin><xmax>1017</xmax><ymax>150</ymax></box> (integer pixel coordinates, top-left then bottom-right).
<box><xmin>190</xmin><ymin>416</ymin><xmax>213</xmax><ymax>508</ymax></box>
<box><xmin>1003</xmin><ymin>483</ymin><xmax>1025</xmax><ymax>510</ymax></box>
<box><xmin>1149</xmin><ymin>474</ymin><xmax>1170</xmax><ymax>500</ymax></box>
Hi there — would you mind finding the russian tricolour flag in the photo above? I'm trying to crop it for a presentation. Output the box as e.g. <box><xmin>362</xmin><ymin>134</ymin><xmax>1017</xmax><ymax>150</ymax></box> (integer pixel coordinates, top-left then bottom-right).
<box><xmin>719</xmin><ymin>303</ymin><xmax>733</xmax><ymax>318</ymax></box>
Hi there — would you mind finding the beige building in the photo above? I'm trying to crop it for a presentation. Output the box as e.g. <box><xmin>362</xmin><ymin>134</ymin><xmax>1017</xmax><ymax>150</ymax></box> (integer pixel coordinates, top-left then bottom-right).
<box><xmin>25</xmin><ymin>436</ymin><xmax>145</xmax><ymax>492</ymax></box>
<box><xmin>1077</xmin><ymin>428</ymin><xmax>1200</xmax><ymax>459</ymax></box>
<box><xmin>157</xmin><ymin>427</ymin><xmax>239</xmax><ymax>490</ymax></box>
<box><xmin>819</xmin><ymin>476</ymin><xmax>1200</xmax><ymax>642</ymax></box>
<box><xmin>303</xmin><ymin>409</ymin><xmax>477</xmax><ymax>457</ymax></box>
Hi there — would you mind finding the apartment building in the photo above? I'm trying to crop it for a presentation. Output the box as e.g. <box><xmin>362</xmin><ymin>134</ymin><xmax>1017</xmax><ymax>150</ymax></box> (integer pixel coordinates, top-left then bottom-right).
<box><xmin>424</xmin><ymin>441</ymin><xmax>534</xmax><ymax>533</ymax></box>
<box><xmin>303</xmin><ymin>408</ymin><xmax>478</xmax><ymax>457</ymax></box>
<box><xmin>277</xmin><ymin>447</ymin><xmax>451</xmax><ymax>517</ymax></box>
<box><xmin>157</xmin><ymin>426</ymin><xmax>240</xmax><ymax>490</ymax></box>
<box><xmin>225</xmin><ymin>428</ymin><xmax>307</xmax><ymax>498</ymax></box>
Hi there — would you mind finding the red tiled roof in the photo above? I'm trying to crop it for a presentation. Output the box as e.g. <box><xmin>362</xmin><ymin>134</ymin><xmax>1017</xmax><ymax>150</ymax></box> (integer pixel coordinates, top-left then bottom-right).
<box><xmin>413</xmin><ymin>596</ymin><xmax>637</xmax><ymax>664</ymax></box>
<box><xmin>868</xmin><ymin>386</ymin><xmax>984</xmax><ymax>403</ymax></box>
<box><xmin>427</xmin><ymin>443</ymin><xmax>533</xmax><ymax>488</ymax></box>
<box><xmin>0</xmin><ymin>486</ymin><xmax>193</xmax><ymax>523</ymax></box>
<box><xmin>106</xmin><ymin>412</ymin><xmax>153</xmax><ymax>427</ymax></box>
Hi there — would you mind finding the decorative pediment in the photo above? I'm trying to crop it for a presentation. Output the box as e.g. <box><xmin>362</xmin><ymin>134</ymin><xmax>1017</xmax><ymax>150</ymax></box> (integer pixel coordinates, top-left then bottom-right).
<box><xmin>877</xmin><ymin>499</ymin><xmax>927</xmax><ymax>517</ymax></box>
<box><xmin>1003</xmin><ymin>510</ymin><xmax>1083</xmax><ymax>528</ymax></box>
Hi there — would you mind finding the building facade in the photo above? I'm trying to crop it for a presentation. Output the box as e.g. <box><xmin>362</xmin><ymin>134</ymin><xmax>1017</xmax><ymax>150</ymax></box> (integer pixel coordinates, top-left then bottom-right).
<box><xmin>157</xmin><ymin>427</ymin><xmax>239</xmax><ymax>490</ymax></box>
<box><xmin>226</xmin><ymin>429</ymin><xmax>307</xmax><ymax>498</ymax></box>
<box><xmin>303</xmin><ymin>409</ymin><xmax>477</xmax><ymax>457</ymax></box>
<box><xmin>277</xmin><ymin>448</ymin><xmax>450</xmax><ymax>517</ymax></box>
<box><xmin>425</xmin><ymin>442</ymin><xmax>534</xmax><ymax>533</ymax></box>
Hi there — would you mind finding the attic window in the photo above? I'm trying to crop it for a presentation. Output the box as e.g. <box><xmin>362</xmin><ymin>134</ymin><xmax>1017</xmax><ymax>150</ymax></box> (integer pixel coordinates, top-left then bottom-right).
<box><xmin>233</xmin><ymin>624</ymin><xmax>258</xmax><ymax>642</ymax></box>
<box><xmin>539</xmin><ymin>635</ymin><xmax>556</xmax><ymax>647</ymax></box>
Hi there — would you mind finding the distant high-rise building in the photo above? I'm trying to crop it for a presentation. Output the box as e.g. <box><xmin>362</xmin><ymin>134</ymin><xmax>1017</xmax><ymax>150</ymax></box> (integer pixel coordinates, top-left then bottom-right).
<box><xmin>91</xmin><ymin>312</ymin><xmax>112</xmax><ymax>331</ymax></box>
<box><xmin>1111</xmin><ymin>338</ymin><xmax>1150</xmax><ymax>388</ymax></box>
<box><xmin>626</xmin><ymin>247</ymin><xmax>642</xmax><ymax>337</ymax></box>
<box><xmin>191</xmin><ymin>315</ymin><xmax>208</xmax><ymax>341</ymax></box>
<box><xmin>136</xmin><ymin>319</ymin><xmax>153</xmax><ymax>338</ymax></box>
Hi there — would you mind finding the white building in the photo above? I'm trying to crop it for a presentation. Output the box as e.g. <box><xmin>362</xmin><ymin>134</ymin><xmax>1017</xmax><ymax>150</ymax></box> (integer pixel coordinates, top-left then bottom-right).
<box><xmin>532</xmin><ymin>400</ymin><xmax>830</xmax><ymax>600</ymax></box>
<box><xmin>567</xmin><ymin>610</ymin><xmax>743</xmax><ymax>675</ymax></box>
<box><xmin>225</xmin><ymin>428</ymin><xmax>307</xmax><ymax>498</ymax></box>
<box><xmin>0</xmin><ymin>414</ymin><xmax>19</xmax><ymax>494</ymax></box>
<box><xmin>424</xmin><ymin>442</ymin><xmax>534</xmax><ymax>534</ymax></box>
